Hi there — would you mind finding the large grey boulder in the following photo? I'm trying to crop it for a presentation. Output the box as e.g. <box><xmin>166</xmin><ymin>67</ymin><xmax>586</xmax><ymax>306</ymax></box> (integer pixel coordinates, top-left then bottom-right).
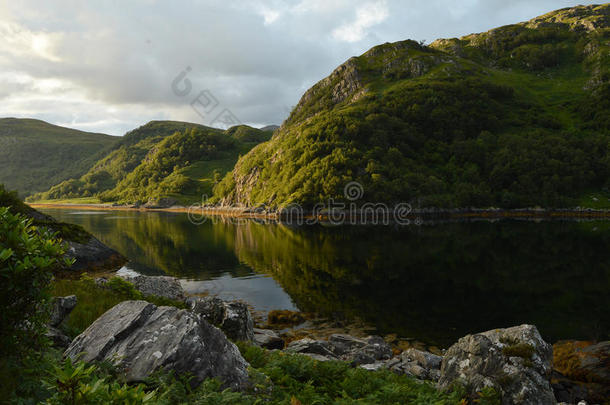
<box><xmin>438</xmin><ymin>324</ymin><xmax>555</xmax><ymax>405</ymax></box>
<box><xmin>189</xmin><ymin>297</ymin><xmax>254</xmax><ymax>342</ymax></box>
<box><xmin>118</xmin><ymin>274</ymin><xmax>185</xmax><ymax>302</ymax></box>
<box><xmin>49</xmin><ymin>295</ymin><xmax>77</xmax><ymax>327</ymax></box>
<box><xmin>64</xmin><ymin>301</ymin><xmax>249</xmax><ymax>390</ymax></box>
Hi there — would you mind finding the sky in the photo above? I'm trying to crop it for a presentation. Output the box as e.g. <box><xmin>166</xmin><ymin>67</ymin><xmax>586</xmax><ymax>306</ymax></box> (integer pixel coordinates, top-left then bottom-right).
<box><xmin>0</xmin><ymin>0</ymin><xmax>601</xmax><ymax>135</ymax></box>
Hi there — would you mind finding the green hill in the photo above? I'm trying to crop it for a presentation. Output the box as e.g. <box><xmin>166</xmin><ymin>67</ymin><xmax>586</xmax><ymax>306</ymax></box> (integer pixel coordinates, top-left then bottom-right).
<box><xmin>30</xmin><ymin>121</ymin><xmax>271</xmax><ymax>204</ymax></box>
<box><xmin>0</xmin><ymin>118</ymin><xmax>119</xmax><ymax>197</ymax></box>
<box><xmin>213</xmin><ymin>4</ymin><xmax>610</xmax><ymax>209</ymax></box>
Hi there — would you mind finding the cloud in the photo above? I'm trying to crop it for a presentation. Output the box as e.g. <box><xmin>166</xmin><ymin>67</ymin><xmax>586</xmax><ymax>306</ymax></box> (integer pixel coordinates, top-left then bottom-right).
<box><xmin>0</xmin><ymin>0</ymin><xmax>602</xmax><ymax>135</ymax></box>
<box><xmin>332</xmin><ymin>1</ymin><xmax>389</xmax><ymax>42</ymax></box>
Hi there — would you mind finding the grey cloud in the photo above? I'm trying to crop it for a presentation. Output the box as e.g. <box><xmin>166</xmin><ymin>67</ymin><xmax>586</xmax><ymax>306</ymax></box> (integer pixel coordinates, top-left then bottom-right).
<box><xmin>0</xmin><ymin>0</ymin><xmax>600</xmax><ymax>135</ymax></box>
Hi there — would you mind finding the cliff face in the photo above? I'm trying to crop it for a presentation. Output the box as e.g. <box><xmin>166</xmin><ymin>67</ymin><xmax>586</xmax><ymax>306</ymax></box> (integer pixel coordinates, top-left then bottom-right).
<box><xmin>214</xmin><ymin>4</ymin><xmax>610</xmax><ymax>209</ymax></box>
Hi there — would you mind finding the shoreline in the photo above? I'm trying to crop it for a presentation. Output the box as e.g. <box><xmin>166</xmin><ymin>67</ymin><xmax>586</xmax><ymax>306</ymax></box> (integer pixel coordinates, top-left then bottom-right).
<box><xmin>28</xmin><ymin>202</ymin><xmax>610</xmax><ymax>221</ymax></box>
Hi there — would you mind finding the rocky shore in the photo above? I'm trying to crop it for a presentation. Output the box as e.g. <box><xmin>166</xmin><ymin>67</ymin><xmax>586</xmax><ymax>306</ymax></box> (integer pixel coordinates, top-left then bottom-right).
<box><xmin>48</xmin><ymin>273</ymin><xmax>609</xmax><ymax>404</ymax></box>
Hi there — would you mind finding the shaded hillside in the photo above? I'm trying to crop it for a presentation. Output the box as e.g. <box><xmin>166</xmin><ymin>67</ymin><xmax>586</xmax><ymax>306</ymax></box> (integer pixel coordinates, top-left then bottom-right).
<box><xmin>214</xmin><ymin>4</ymin><xmax>610</xmax><ymax>208</ymax></box>
<box><xmin>0</xmin><ymin>118</ymin><xmax>118</xmax><ymax>197</ymax></box>
<box><xmin>31</xmin><ymin>122</ymin><xmax>271</xmax><ymax>204</ymax></box>
<box><xmin>0</xmin><ymin>185</ymin><xmax>124</xmax><ymax>271</ymax></box>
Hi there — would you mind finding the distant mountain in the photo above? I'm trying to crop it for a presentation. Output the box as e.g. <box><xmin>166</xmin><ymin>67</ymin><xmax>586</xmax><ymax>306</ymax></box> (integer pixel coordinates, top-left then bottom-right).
<box><xmin>0</xmin><ymin>118</ymin><xmax>118</xmax><ymax>196</ymax></box>
<box><xmin>31</xmin><ymin>121</ymin><xmax>271</xmax><ymax>204</ymax></box>
<box><xmin>260</xmin><ymin>125</ymin><xmax>279</xmax><ymax>132</ymax></box>
<box><xmin>214</xmin><ymin>4</ymin><xmax>610</xmax><ymax>208</ymax></box>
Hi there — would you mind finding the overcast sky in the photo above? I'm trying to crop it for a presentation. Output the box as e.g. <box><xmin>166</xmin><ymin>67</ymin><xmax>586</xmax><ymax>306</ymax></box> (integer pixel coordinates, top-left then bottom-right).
<box><xmin>0</xmin><ymin>0</ymin><xmax>600</xmax><ymax>135</ymax></box>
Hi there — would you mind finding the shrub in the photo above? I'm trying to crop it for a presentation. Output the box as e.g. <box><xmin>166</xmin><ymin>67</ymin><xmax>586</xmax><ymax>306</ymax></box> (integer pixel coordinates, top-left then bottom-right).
<box><xmin>0</xmin><ymin>207</ymin><xmax>72</xmax><ymax>356</ymax></box>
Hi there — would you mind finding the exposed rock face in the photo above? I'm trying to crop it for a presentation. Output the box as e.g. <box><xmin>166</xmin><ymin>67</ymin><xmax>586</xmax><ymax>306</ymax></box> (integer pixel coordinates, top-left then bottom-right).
<box><xmin>49</xmin><ymin>295</ymin><xmax>77</xmax><ymax>327</ymax></box>
<box><xmin>65</xmin><ymin>301</ymin><xmax>249</xmax><ymax>389</ymax></box>
<box><xmin>253</xmin><ymin>328</ymin><xmax>285</xmax><ymax>350</ymax></box>
<box><xmin>47</xmin><ymin>326</ymin><xmax>72</xmax><ymax>349</ymax></box>
<box><xmin>118</xmin><ymin>274</ymin><xmax>185</xmax><ymax>302</ymax></box>
<box><xmin>66</xmin><ymin>237</ymin><xmax>125</xmax><ymax>272</ymax></box>
<box><xmin>552</xmin><ymin>340</ymin><xmax>610</xmax><ymax>404</ymax></box>
<box><xmin>286</xmin><ymin>334</ymin><xmax>392</xmax><ymax>365</ymax></box>
<box><xmin>46</xmin><ymin>295</ymin><xmax>78</xmax><ymax>348</ymax></box>
<box><xmin>189</xmin><ymin>297</ymin><xmax>254</xmax><ymax>342</ymax></box>
<box><xmin>385</xmin><ymin>348</ymin><xmax>443</xmax><ymax>381</ymax></box>
<box><xmin>438</xmin><ymin>324</ymin><xmax>555</xmax><ymax>405</ymax></box>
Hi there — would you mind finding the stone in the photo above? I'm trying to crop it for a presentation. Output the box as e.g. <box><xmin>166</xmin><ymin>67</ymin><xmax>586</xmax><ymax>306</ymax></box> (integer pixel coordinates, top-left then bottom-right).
<box><xmin>119</xmin><ymin>274</ymin><xmax>185</xmax><ymax>302</ymax></box>
<box><xmin>253</xmin><ymin>328</ymin><xmax>284</xmax><ymax>349</ymax></box>
<box><xmin>46</xmin><ymin>326</ymin><xmax>71</xmax><ymax>349</ymax></box>
<box><xmin>438</xmin><ymin>324</ymin><xmax>555</xmax><ymax>405</ymax></box>
<box><xmin>189</xmin><ymin>297</ymin><xmax>254</xmax><ymax>341</ymax></box>
<box><xmin>328</xmin><ymin>334</ymin><xmax>367</xmax><ymax>355</ymax></box>
<box><xmin>383</xmin><ymin>348</ymin><xmax>443</xmax><ymax>381</ymax></box>
<box><xmin>286</xmin><ymin>334</ymin><xmax>392</xmax><ymax>366</ymax></box>
<box><xmin>64</xmin><ymin>300</ymin><xmax>249</xmax><ymax>390</ymax></box>
<box><xmin>65</xmin><ymin>236</ymin><xmax>125</xmax><ymax>272</ymax></box>
<box><xmin>287</xmin><ymin>338</ymin><xmax>337</xmax><ymax>358</ymax></box>
<box><xmin>49</xmin><ymin>295</ymin><xmax>77</xmax><ymax>327</ymax></box>
<box><xmin>552</xmin><ymin>340</ymin><xmax>610</xmax><ymax>404</ymax></box>
<box><xmin>359</xmin><ymin>361</ymin><xmax>387</xmax><ymax>371</ymax></box>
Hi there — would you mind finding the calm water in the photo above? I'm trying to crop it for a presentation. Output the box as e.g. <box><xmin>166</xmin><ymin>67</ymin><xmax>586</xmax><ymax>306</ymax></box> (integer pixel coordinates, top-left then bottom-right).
<box><xmin>40</xmin><ymin>208</ymin><xmax>610</xmax><ymax>346</ymax></box>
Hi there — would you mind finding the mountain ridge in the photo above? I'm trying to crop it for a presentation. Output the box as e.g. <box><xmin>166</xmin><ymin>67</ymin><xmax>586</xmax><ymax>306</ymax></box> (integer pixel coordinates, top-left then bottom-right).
<box><xmin>212</xmin><ymin>3</ymin><xmax>610</xmax><ymax>209</ymax></box>
<box><xmin>0</xmin><ymin>118</ymin><xmax>119</xmax><ymax>197</ymax></box>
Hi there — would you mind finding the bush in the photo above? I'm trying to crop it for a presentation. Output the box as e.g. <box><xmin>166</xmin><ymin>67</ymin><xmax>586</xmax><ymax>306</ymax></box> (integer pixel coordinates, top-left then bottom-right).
<box><xmin>0</xmin><ymin>207</ymin><xmax>72</xmax><ymax>356</ymax></box>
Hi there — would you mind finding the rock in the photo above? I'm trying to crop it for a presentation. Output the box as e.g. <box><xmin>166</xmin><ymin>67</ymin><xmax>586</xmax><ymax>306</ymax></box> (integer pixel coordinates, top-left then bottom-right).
<box><xmin>66</xmin><ymin>236</ymin><xmax>125</xmax><ymax>272</ymax></box>
<box><xmin>328</xmin><ymin>334</ymin><xmax>367</xmax><ymax>355</ymax></box>
<box><xmin>286</xmin><ymin>334</ymin><xmax>392</xmax><ymax>366</ymax></box>
<box><xmin>552</xmin><ymin>340</ymin><xmax>610</xmax><ymax>404</ymax></box>
<box><xmin>386</xmin><ymin>348</ymin><xmax>443</xmax><ymax>381</ymax></box>
<box><xmin>253</xmin><ymin>328</ymin><xmax>284</xmax><ymax>349</ymax></box>
<box><xmin>438</xmin><ymin>324</ymin><xmax>555</xmax><ymax>405</ymax></box>
<box><xmin>65</xmin><ymin>301</ymin><xmax>249</xmax><ymax>390</ymax></box>
<box><xmin>356</xmin><ymin>336</ymin><xmax>393</xmax><ymax>364</ymax></box>
<box><xmin>287</xmin><ymin>338</ymin><xmax>337</xmax><ymax>358</ymax></box>
<box><xmin>46</xmin><ymin>326</ymin><xmax>71</xmax><ymax>349</ymax></box>
<box><xmin>49</xmin><ymin>295</ymin><xmax>77</xmax><ymax>327</ymax></box>
<box><xmin>119</xmin><ymin>274</ymin><xmax>185</xmax><ymax>302</ymax></box>
<box><xmin>301</xmin><ymin>353</ymin><xmax>334</xmax><ymax>362</ymax></box>
<box><xmin>359</xmin><ymin>361</ymin><xmax>386</xmax><ymax>371</ymax></box>
<box><xmin>189</xmin><ymin>297</ymin><xmax>254</xmax><ymax>341</ymax></box>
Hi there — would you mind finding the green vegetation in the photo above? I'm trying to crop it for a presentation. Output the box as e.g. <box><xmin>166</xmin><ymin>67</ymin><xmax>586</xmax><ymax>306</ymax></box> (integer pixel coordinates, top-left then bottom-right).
<box><xmin>214</xmin><ymin>5</ymin><xmax>610</xmax><ymax>209</ymax></box>
<box><xmin>0</xmin><ymin>211</ymin><xmax>480</xmax><ymax>404</ymax></box>
<box><xmin>30</xmin><ymin>121</ymin><xmax>270</xmax><ymax>205</ymax></box>
<box><xmin>1</xmin><ymin>184</ymin><xmax>92</xmax><ymax>244</ymax></box>
<box><xmin>52</xmin><ymin>275</ymin><xmax>187</xmax><ymax>338</ymax></box>
<box><xmin>0</xmin><ymin>118</ymin><xmax>118</xmax><ymax>197</ymax></box>
<box><xmin>0</xmin><ymin>208</ymin><xmax>72</xmax><ymax>356</ymax></box>
<box><xmin>502</xmin><ymin>343</ymin><xmax>535</xmax><ymax>359</ymax></box>
<box><xmin>11</xmin><ymin>344</ymin><xmax>475</xmax><ymax>404</ymax></box>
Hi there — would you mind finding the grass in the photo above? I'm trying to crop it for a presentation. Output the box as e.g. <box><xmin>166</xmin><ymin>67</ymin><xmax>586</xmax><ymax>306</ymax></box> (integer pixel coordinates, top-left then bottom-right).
<box><xmin>577</xmin><ymin>190</ymin><xmax>610</xmax><ymax>209</ymax></box>
<box><xmin>30</xmin><ymin>197</ymin><xmax>103</xmax><ymax>205</ymax></box>
<box><xmin>51</xmin><ymin>275</ymin><xmax>186</xmax><ymax>338</ymax></box>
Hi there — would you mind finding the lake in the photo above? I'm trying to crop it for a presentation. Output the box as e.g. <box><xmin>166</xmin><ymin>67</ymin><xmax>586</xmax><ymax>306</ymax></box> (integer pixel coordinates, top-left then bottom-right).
<box><xmin>40</xmin><ymin>208</ymin><xmax>610</xmax><ymax>347</ymax></box>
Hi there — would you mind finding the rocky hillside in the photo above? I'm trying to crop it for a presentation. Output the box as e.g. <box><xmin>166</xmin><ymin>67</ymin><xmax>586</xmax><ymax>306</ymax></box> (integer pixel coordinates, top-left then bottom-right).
<box><xmin>0</xmin><ymin>118</ymin><xmax>118</xmax><ymax>197</ymax></box>
<box><xmin>214</xmin><ymin>4</ymin><xmax>610</xmax><ymax>209</ymax></box>
<box><xmin>30</xmin><ymin>121</ymin><xmax>271</xmax><ymax>204</ymax></box>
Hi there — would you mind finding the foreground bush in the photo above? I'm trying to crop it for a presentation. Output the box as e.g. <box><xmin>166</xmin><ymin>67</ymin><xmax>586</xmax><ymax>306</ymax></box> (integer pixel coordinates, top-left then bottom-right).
<box><xmin>0</xmin><ymin>207</ymin><xmax>71</xmax><ymax>356</ymax></box>
<box><xmin>24</xmin><ymin>344</ymin><xmax>473</xmax><ymax>405</ymax></box>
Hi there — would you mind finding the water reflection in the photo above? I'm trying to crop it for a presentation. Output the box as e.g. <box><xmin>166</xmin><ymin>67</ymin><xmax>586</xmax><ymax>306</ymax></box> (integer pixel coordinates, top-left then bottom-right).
<box><xmin>41</xmin><ymin>208</ymin><xmax>610</xmax><ymax>346</ymax></box>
